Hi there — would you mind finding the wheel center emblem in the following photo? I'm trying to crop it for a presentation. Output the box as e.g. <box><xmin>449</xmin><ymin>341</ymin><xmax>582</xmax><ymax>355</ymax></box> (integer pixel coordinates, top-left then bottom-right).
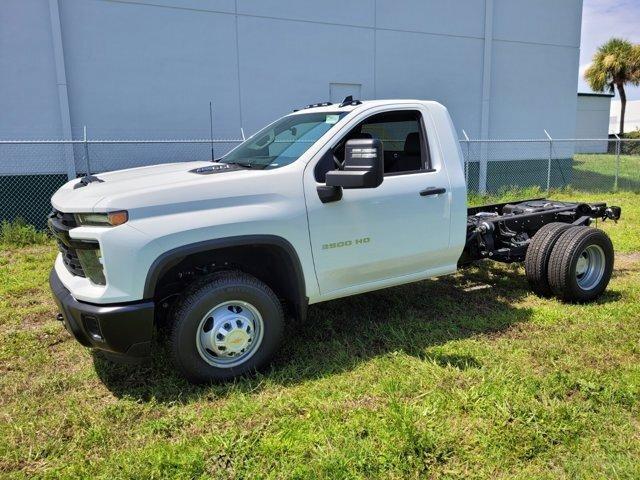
<box><xmin>225</xmin><ymin>330</ymin><xmax>249</xmax><ymax>351</ymax></box>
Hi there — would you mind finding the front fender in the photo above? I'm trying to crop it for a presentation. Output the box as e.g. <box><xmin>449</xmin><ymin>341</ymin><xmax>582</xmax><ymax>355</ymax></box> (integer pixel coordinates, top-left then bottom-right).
<box><xmin>144</xmin><ymin>235</ymin><xmax>303</xmax><ymax>295</ymax></box>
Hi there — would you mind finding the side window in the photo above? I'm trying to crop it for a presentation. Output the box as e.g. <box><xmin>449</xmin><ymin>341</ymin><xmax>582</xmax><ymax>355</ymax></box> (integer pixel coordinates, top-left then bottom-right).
<box><xmin>360</xmin><ymin>111</ymin><xmax>427</xmax><ymax>175</ymax></box>
<box><xmin>314</xmin><ymin>110</ymin><xmax>429</xmax><ymax>182</ymax></box>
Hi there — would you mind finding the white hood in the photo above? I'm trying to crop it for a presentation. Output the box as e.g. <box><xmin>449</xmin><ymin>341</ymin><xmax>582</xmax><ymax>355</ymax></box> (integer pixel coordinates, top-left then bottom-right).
<box><xmin>50</xmin><ymin>161</ymin><xmax>254</xmax><ymax>212</ymax></box>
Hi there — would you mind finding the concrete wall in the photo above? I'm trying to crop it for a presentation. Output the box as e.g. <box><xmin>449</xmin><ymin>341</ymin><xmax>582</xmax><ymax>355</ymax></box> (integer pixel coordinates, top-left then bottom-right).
<box><xmin>0</xmin><ymin>0</ymin><xmax>584</xmax><ymax>165</ymax></box>
<box><xmin>576</xmin><ymin>93</ymin><xmax>613</xmax><ymax>153</ymax></box>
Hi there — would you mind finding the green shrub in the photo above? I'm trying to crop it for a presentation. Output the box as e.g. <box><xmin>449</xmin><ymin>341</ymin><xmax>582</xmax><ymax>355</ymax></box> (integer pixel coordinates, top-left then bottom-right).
<box><xmin>0</xmin><ymin>218</ymin><xmax>50</xmax><ymax>247</ymax></box>
<box><xmin>622</xmin><ymin>129</ymin><xmax>640</xmax><ymax>139</ymax></box>
<box><xmin>620</xmin><ymin>129</ymin><xmax>640</xmax><ymax>155</ymax></box>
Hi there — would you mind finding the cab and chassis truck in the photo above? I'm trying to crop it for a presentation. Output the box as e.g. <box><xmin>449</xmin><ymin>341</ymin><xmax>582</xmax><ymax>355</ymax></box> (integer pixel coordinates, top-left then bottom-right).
<box><xmin>48</xmin><ymin>99</ymin><xmax>621</xmax><ymax>382</ymax></box>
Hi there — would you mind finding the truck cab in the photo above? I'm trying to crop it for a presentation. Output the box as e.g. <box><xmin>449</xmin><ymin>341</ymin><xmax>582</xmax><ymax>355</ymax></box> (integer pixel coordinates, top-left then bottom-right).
<box><xmin>301</xmin><ymin>100</ymin><xmax>467</xmax><ymax>300</ymax></box>
<box><xmin>48</xmin><ymin>99</ymin><xmax>619</xmax><ymax>382</ymax></box>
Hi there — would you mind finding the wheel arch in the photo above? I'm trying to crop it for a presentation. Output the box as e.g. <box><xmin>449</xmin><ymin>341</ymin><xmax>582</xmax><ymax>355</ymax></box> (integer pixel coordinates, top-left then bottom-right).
<box><xmin>144</xmin><ymin>235</ymin><xmax>308</xmax><ymax>322</ymax></box>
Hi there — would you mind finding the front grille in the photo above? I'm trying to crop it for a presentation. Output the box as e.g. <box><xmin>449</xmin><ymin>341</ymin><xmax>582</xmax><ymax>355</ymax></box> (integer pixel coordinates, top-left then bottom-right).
<box><xmin>48</xmin><ymin>210</ymin><xmax>86</xmax><ymax>278</ymax></box>
<box><xmin>57</xmin><ymin>239</ymin><xmax>85</xmax><ymax>277</ymax></box>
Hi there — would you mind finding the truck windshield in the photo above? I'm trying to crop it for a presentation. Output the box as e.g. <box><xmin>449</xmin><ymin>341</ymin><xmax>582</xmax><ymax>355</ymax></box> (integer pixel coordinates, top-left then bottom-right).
<box><xmin>220</xmin><ymin>112</ymin><xmax>347</xmax><ymax>169</ymax></box>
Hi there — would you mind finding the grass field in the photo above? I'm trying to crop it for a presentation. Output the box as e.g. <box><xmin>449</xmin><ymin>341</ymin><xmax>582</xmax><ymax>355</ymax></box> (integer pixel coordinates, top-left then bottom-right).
<box><xmin>571</xmin><ymin>153</ymin><xmax>640</xmax><ymax>192</ymax></box>
<box><xmin>1</xmin><ymin>191</ymin><xmax>640</xmax><ymax>479</ymax></box>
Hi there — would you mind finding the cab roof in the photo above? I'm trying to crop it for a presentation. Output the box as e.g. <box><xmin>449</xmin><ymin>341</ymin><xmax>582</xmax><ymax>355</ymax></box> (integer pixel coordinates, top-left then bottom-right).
<box><xmin>290</xmin><ymin>99</ymin><xmax>434</xmax><ymax>116</ymax></box>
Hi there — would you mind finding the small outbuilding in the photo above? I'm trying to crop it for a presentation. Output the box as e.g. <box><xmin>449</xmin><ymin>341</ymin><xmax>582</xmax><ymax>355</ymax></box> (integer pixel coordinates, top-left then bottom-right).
<box><xmin>575</xmin><ymin>92</ymin><xmax>614</xmax><ymax>153</ymax></box>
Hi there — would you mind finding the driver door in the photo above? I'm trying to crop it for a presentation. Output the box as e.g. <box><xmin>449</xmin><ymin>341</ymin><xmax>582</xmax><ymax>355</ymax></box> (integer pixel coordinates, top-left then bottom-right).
<box><xmin>303</xmin><ymin>106</ymin><xmax>453</xmax><ymax>298</ymax></box>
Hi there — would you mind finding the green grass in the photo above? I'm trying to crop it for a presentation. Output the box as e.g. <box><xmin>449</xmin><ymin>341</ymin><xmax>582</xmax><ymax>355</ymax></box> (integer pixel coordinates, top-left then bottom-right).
<box><xmin>466</xmin><ymin>152</ymin><xmax>640</xmax><ymax>195</ymax></box>
<box><xmin>572</xmin><ymin>153</ymin><xmax>640</xmax><ymax>192</ymax></box>
<box><xmin>0</xmin><ymin>218</ymin><xmax>49</xmax><ymax>247</ymax></box>
<box><xmin>1</xmin><ymin>192</ymin><xmax>640</xmax><ymax>479</ymax></box>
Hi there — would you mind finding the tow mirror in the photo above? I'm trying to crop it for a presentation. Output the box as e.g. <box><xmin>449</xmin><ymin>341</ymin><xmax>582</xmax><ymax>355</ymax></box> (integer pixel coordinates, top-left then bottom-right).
<box><xmin>325</xmin><ymin>138</ymin><xmax>384</xmax><ymax>189</ymax></box>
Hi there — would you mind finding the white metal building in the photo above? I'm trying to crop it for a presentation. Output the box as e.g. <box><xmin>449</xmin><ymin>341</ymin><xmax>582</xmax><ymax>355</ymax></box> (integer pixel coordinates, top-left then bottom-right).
<box><xmin>2</xmin><ymin>0</ymin><xmax>584</xmax><ymax>141</ymax></box>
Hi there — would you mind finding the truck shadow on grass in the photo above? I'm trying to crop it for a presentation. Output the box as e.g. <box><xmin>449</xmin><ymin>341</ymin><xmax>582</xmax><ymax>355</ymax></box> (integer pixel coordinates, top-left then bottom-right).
<box><xmin>92</xmin><ymin>262</ymin><xmax>618</xmax><ymax>402</ymax></box>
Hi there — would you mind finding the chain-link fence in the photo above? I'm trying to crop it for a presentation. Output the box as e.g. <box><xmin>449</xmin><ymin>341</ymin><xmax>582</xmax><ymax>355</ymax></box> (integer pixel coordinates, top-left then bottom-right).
<box><xmin>0</xmin><ymin>139</ymin><xmax>241</xmax><ymax>228</ymax></box>
<box><xmin>1</xmin><ymin>136</ymin><xmax>639</xmax><ymax>228</ymax></box>
<box><xmin>460</xmin><ymin>137</ymin><xmax>640</xmax><ymax>195</ymax></box>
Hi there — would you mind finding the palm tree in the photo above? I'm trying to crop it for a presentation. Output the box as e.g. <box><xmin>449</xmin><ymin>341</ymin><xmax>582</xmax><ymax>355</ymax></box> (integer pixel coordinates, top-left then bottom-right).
<box><xmin>584</xmin><ymin>38</ymin><xmax>640</xmax><ymax>135</ymax></box>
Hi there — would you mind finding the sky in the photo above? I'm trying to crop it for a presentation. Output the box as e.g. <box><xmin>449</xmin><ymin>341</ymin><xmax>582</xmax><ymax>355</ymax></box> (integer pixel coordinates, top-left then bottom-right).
<box><xmin>578</xmin><ymin>0</ymin><xmax>640</xmax><ymax>101</ymax></box>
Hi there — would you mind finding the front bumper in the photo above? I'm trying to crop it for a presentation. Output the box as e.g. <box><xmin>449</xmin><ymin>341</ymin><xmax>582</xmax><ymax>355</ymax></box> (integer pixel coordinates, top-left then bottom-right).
<box><xmin>49</xmin><ymin>268</ymin><xmax>154</xmax><ymax>360</ymax></box>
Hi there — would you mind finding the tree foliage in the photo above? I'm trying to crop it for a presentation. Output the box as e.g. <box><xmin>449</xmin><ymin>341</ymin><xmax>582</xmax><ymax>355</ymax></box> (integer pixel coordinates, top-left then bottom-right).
<box><xmin>584</xmin><ymin>38</ymin><xmax>640</xmax><ymax>93</ymax></box>
<box><xmin>585</xmin><ymin>38</ymin><xmax>640</xmax><ymax>134</ymax></box>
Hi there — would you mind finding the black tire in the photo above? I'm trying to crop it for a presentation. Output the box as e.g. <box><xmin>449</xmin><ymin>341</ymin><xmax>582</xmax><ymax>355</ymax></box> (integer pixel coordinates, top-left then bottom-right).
<box><xmin>169</xmin><ymin>271</ymin><xmax>284</xmax><ymax>383</ymax></box>
<box><xmin>525</xmin><ymin>222</ymin><xmax>573</xmax><ymax>297</ymax></box>
<box><xmin>547</xmin><ymin>227</ymin><xmax>614</xmax><ymax>303</ymax></box>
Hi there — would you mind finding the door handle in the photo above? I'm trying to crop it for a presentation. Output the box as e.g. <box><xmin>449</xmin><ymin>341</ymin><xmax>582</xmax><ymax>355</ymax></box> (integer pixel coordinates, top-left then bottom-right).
<box><xmin>419</xmin><ymin>187</ymin><xmax>446</xmax><ymax>197</ymax></box>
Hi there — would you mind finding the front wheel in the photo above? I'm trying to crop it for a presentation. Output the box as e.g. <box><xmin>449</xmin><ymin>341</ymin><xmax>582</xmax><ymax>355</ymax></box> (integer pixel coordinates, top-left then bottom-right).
<box><xmin>169</xmin><ymin>271</ymin><xmax>284</xmax><ymax>383</ymax></box>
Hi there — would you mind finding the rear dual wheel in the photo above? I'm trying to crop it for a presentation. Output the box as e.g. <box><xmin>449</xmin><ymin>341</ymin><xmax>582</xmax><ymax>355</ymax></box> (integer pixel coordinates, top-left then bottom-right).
<box><xmin>525</xmin><ymin>222</ymin><xmax>573</xmax><ymax>296</ymax></box>
<box><xmin>547</xmin><ymin>226</ymin><xmax>614</xmax><ymax>302</ymax></box>
<box><xmin>526</xmin><ymin>225</ymin><xmax>614</xmax><ymax>303</ymax></box>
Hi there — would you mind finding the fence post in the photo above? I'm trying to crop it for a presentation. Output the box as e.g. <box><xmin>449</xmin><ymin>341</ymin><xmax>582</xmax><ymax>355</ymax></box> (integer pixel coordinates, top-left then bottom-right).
<box><xmin>614</xmin><ymin>133</ymin><xmax>621</xmax><ymax>192</ymax></box>
<box><xmin>462</xmin><ymin>129</ymin><xmax>470</xmax><ymax>185</ymax></box>
<box><xmin>478</xmin><ymin>141</ymin><xmax>488</xmax><ymax>194</ymax></box>
<box><xmin>544</xmin><ymin>130</ymin><xmax>552</xmax><ymax>194</ymax></box>
<box><xmin>62</xmin><ymin>141</ymin><xmax>76</xmax><ymax>181</ymax></box>
<box><xmin>83</xmin><ymin>125</ymin><xmax>91</xmax><ymax>176</ymax></box>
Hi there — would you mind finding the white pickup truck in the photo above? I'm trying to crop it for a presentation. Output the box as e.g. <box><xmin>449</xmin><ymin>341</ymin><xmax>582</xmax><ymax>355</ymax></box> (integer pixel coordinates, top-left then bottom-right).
<box><xmin>48</xmin><ymin>98</ymin><xmax>621</xmax><ymax>382</ymax></box>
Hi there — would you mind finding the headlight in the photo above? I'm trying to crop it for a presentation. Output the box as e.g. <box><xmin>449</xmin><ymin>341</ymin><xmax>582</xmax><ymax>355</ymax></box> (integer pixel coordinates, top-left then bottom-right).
<box><xmin>76</xmin><ymin>246</ymin><xmax>106</xmax><ymax>285</ymax></box>
<box><xmin>75</xmin><ymin>210</ymin><xmax>128</xmax><ymax>227</ymax></box>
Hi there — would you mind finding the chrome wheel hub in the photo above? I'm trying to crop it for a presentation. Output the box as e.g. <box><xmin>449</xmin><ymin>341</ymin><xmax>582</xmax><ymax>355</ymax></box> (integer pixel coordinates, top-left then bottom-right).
<box><xmin>575</xmin><ymin>244</ymin><xmax>606</xmax><ymax>291</ymax></box>
<box><xmin>196</xmin><ymin>300</ymin><xmax>264</xmax><ymax>368</ymax></box>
